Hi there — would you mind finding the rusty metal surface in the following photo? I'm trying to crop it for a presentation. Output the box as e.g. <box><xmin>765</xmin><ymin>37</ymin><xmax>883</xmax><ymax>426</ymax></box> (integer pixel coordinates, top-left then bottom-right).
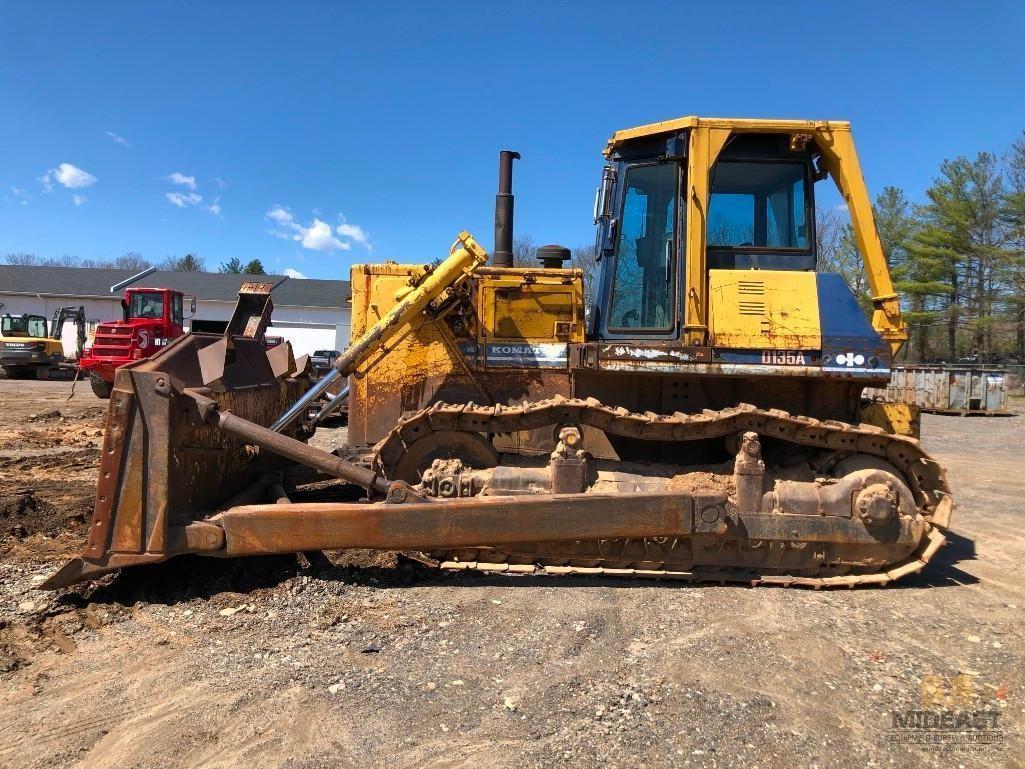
<box><xmin>214</xmin><ymin>492</ymin><xmax>695</xmax><ymax>555</ymax></box>
<box><xmin>44</xmin><ymin>330</ymin><xmax>311</xmax><ymax>588</ymax></box>
<box><xmin>193</xmin><ymin>392</ymin><xmax>387</xmax><ymax>493</ymax></box>
<box><xmin>864</xmin><ymin>365</ymin><xmax>1010</xmax><ymax>415</ymax></box>
<box><xmin>371</xmin><ymin>398</ymin><xmax>952</xmax><ymax>586</ymax></box>
<box><xmin>225</xmin><ymin>281</ymin><xmax>275</xmax><ymax>341</ymax></box>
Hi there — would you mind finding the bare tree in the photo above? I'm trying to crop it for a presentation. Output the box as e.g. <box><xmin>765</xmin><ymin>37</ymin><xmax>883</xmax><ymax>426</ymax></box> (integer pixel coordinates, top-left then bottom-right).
<box><xmin>161</xmin><ymin>253</ymin><xmax>205</xmax><ymax>272</ymax></box>
<box><xmin>512</xmin><ymin>235</ymin><xmax>536</xmax><ymax>268</ymax></box>
<box><xmin>1</xmin><ymin>252</ymin><xmax>41</xmax><ymax>266</ymax></box>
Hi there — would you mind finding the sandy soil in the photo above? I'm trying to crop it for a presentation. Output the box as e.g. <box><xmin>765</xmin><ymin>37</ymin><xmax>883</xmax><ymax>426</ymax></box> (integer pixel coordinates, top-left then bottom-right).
<box><xmin>0</xmin><ymin>379</ymin><xmax>1022</xmax><ymax>769</ymax></box>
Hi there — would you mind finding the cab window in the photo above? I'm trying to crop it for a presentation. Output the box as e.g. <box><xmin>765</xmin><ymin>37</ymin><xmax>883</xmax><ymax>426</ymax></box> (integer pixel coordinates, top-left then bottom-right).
<box><xmin>128</xmin><ymin>291</ymin><xmax>164</xmax><ymax>319</ymax></box>
<box><xmin>708</xmin><ymin>161</ymin><xmax>809</xmax><ymax>250</ymax></box>
<box><xmin>608</xmin><ymin>163</ymin><xmax>677</xmax><ymax>331</ymax></box>
<box><xmin>171</xmin><ymin>294</ymin><xmax>183</xmax><ymax>326</ymax></box>
<box><xmin>1</xmin><ymin>316</ymin><xmax>47</xmax><ymax>337</ymax></box>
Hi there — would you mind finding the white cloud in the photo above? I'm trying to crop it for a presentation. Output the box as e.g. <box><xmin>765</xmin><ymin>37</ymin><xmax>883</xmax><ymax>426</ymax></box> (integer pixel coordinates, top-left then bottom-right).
<box><xmin>9</xmin><ymin>186</ymin><xmax>30</xmax><ymax>205</ymax></box>
<box><xmin>266</xmin><ymin>206</ymin><xmax>294</xmax><ymax>226</ymax></box>
<box><xmin>214</xmin><ymin>177</ymin><xmax>228</xmax><ymax>189</ymax></box>
<box><xmin>166</xmin><ymin>191</ymin><xmax>202</xmax><ymax>208</ymax></box>
<box><xmin>265</xmin><ymin>205</ymin><xmax>370</xmax><ymax>252</ymax></box>
<box><xmin>167</xmin><ymin>172</ymin><xmax>197</xmax><ymax>190</ymax></box>
<box><xmin>301</xmin><ymin>219</ymin><xmax>348</xmax><ymax>251</ymax></box>
<box><xmin>41</xmin><ymin>163</ymin><xmax>97</xmax><ymax>191</ymax></box>
<box><xmin>72</xmin><ymin>194</ymin><xmax>87</xmax><ymax>206</ymax></box>
<box><xmin>107</xmin><ymin>131</ymin><xmax>131</xmax><ymax>147</ymax></box>
<box><xmin>283</xmin><ymin>268</ymin><xmax>307</xmax><ymax>279</ymax></box>
<box><xmin>337</xmin><ymin>221</ymin><xmax>370</xmax><ymax>249</ymax></box>
<box><xmin>207</xmin><ymin>197</ymin><xmax>222</xmax><ymax>216</ymax></box>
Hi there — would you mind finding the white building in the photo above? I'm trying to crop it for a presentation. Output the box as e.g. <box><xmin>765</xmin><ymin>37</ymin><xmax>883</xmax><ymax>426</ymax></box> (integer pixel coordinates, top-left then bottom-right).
<box><xmin>0</xmin><ymin>265</ymin><xmax>350</xmax><ymax>357</ymax></box>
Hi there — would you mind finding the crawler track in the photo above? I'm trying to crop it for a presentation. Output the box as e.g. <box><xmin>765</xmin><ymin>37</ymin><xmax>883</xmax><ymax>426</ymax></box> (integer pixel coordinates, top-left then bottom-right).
<box><xmin>374</xmin><ymin>398</ymin><xmax>954</xmax><ymax>588</ymax></box>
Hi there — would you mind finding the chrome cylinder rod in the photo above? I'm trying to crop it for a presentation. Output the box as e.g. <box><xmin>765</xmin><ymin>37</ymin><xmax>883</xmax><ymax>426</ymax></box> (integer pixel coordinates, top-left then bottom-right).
<box><xmin>270</xmin><ymin>368</ymin><xmax>341</xmax><ymax>432</ymax></box>
<box><xmin>309</xmin><ymin>385</ymin><xmax>349</xmax><ymax>427</ymax></box>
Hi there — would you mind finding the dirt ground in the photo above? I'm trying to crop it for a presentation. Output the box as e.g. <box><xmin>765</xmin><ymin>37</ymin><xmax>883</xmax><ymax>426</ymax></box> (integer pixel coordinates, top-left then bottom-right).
<box><xmin>0</xmin><ymin>379</ymin><xmax>1022</xmax><ymax>769</ymax></box>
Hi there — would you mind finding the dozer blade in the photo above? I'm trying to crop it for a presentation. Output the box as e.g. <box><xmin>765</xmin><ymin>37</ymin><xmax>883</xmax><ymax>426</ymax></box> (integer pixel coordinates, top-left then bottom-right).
<box><xmin>41</xmin><ymin>331</ymin><xmax>313</xmax><ymax>589</ymax></box>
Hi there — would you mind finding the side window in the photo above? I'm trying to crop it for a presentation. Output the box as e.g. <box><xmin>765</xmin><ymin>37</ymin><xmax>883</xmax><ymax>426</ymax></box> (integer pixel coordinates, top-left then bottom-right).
<box><xmin>608</xmin><ymin>163</ymin><xmax>677</xmax><ymax>331</ymax></box>
<box><xmin>708</xmin><ymin>162</ymin><xmax>809</xmax><ymax>250</ymax></box>
<box><xmin>172</xmin><ymin>294</ymin><xmax>183</xmax><ymax>326</ymax></box>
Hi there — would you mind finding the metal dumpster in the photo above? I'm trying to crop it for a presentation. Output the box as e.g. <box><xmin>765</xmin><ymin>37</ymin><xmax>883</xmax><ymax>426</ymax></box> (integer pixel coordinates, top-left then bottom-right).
<box><xmin>864</xmin><ymin>365</ymin><xmax>1010</xmax><ymax>415</ymax></box>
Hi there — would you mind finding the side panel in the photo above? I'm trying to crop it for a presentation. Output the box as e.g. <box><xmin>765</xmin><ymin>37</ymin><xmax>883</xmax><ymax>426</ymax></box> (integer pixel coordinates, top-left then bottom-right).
<box><xmin>347</xmin><ymin>265</ymin><xmax>583</xmax><ymax>448</ymax></box>
<box><xmin>708</xmin><ymin>270</ymin><xmax>821</xmax><ymax>350</ymax></box>
<box><xmin>347</xmin><ymin>264</ymin><xmax>483</xmax><ymax>446</ymax></box>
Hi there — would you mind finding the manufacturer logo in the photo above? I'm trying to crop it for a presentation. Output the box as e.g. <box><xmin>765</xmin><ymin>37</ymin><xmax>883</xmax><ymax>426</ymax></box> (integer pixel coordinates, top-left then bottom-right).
<box><xmin>834</xmin><ymin>352</ymin><xmax>866</xmax><ymax>367</ymax></box>
<box><xmin>484</xmin><ymin>342</ymin><xmax>568</xmax><ymax>369</ymax></box>
<box><xmin>137</xmin><ymin>330</ymin><xmax>150</xmax><ymax>348</ymax></box>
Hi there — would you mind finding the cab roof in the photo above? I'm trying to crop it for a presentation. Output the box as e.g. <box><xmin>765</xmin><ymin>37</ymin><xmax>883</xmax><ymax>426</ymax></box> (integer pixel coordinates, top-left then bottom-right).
<box><xmin>604</xmin><ymin>116</ymin><xmax>852</xmax><ymax>157</ymax></box>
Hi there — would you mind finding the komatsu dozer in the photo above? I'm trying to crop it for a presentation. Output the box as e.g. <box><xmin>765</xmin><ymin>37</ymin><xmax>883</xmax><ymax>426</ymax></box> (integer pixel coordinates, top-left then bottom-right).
<box><xmin>44</xmin><ymin>117</ymin><xmax>953</xmax><ymax>590</ymax></box>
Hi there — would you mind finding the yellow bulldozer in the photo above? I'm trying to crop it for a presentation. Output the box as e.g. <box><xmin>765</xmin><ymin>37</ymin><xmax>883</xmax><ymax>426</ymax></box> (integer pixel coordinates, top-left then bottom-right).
<box><xmin>44</xmin><ymin>116</ymin><xmax>952</xmax><ymax>591</ymax></box>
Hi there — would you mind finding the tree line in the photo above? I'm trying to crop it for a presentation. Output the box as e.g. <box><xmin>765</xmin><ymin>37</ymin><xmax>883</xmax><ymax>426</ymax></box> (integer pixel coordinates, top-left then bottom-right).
<box><xmin>819</xmin><ymin>132</ymin><xmax>1025</xmax><ymax>364</ymax></box>
<box><xmin>1</xmin><ymin>251</ymin><xmax>267</xmax><ymax>275</ymax></box>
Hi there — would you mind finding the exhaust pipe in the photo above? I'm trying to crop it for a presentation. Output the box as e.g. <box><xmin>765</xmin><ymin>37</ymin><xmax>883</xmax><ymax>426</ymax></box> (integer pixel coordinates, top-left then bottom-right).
<box><xmin>493</xmin><ymin>150</ymin><xmax>520</xmax><ymax>268</ymax></box>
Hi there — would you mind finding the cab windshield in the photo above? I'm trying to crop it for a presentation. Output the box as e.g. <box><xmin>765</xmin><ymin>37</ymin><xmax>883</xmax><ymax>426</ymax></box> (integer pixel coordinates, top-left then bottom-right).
<box><xmin>1</xmin><ymin>315</ymin><xmax>47</xmax><ymax>337</ymax></box>
<box><xmin>128</xmin><ymin>291</ymin><xmax>165</xmax><ymax>320</ymax></box>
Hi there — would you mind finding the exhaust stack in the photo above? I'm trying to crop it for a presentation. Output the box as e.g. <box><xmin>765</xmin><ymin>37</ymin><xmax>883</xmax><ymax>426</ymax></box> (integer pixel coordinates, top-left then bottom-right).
<box><xmin>493</xmin><ymin>150</ymin><xmax>520</xmax><ymax>267</ymax></box>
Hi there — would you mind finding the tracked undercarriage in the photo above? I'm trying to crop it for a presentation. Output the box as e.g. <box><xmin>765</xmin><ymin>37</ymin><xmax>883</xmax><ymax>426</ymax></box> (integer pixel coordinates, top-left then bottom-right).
<box><xmin>372</xmin><ymin>398</ymin><xmax>951</xmax><ymax>587</ymax></box>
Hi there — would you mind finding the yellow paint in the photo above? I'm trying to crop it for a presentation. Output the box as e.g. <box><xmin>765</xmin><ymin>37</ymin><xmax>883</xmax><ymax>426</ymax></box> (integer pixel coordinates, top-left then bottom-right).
<box><xmin>477</xmin><ymin>268</ymin><xmax>584</xmax><ymax>344</ymax></box>
<box><xmin>605</xmin><ymin>116</ymin><xmax>907</xmax><ymax>351</ymax></box>
<box><xmin>604</xmin><ymin>117</ymin><xmax>853</xmax><ymax>156</ymax></box>
<box><xmin>708</xmin><ymin>270</ymin><xmax>821</xmax><ymax>350</ymax></box>
<box><xmin>683</xmin><ymin>124</ymin><xmax>731</xmax><ymax>345</ymax></box>
<box><xmin>858</xmin><ymin>400</ymin><xmax>920</xmax><ymax>438</ymax></box>
<box><xmin>0</xmin><ymin>325</ymin><xmax>65</xmax><ymax>366</ymax></box>
<box><xmin>347</xmin><ymin>236</ymin><xmax>583</xmax><ymax>446</ymax></box>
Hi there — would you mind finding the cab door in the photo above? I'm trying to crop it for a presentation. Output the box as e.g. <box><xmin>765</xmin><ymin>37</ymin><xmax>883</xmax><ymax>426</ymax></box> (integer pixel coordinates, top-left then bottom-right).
<box><xmin>598</xmin><ymin>160</ymin><xmax>681</xmax><ymax>340</ymax></box>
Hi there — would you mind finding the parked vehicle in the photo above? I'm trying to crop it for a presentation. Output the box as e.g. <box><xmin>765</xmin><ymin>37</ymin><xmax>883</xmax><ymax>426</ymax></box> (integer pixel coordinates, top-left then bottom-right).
<box><xmin>46</xmin><ymin>116</ymin><xmax>953</xmax><ymax>591</ymax></box>
<box><xmin>0</xmin><ymin>306</ymin><xmax>85</xmax><ymax>379</ymax></box>
<box><xmin>77</xmin><ymin>288</ymin><xmax>194</xmax><ymax>398</ymax></box>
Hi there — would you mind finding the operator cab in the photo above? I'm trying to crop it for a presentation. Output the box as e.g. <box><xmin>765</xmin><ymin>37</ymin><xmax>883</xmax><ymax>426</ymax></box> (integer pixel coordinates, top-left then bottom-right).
<box><xmin>123</xmin><ymin>289</ymin><xmax>186</xmax><ymax>328</ymax></box>
<box><xmin>1</xmin><ymin>314</ymin><xmax>48</xmax><ymax>338</ymax></box>
<box><xmin>591</xmin><ymin>130</ymin><xmax>819</xmax><ymax>340</ymax></box>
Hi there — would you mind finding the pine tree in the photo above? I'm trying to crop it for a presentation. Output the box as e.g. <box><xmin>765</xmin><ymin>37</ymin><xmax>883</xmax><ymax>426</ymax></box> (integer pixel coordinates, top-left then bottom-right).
<box><xmin>1003</xmin><ymin>132</ymin><xmax>1025</xmax><ymax>360</ymax></box>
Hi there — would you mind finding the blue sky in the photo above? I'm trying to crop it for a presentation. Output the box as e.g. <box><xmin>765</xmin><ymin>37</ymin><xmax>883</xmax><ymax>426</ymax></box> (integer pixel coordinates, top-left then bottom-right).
<box><xmin>2</xmin><ymin>1</ymin><xmax>1024</xmax><ymax>280</ymax></box>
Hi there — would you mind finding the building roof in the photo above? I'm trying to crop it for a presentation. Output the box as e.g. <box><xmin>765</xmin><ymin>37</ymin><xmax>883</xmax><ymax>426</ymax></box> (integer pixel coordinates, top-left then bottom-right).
<box><xmin>0</xmin><ymin>265</ymin><xmax>349</xmax><ymax>308</ymax></box>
